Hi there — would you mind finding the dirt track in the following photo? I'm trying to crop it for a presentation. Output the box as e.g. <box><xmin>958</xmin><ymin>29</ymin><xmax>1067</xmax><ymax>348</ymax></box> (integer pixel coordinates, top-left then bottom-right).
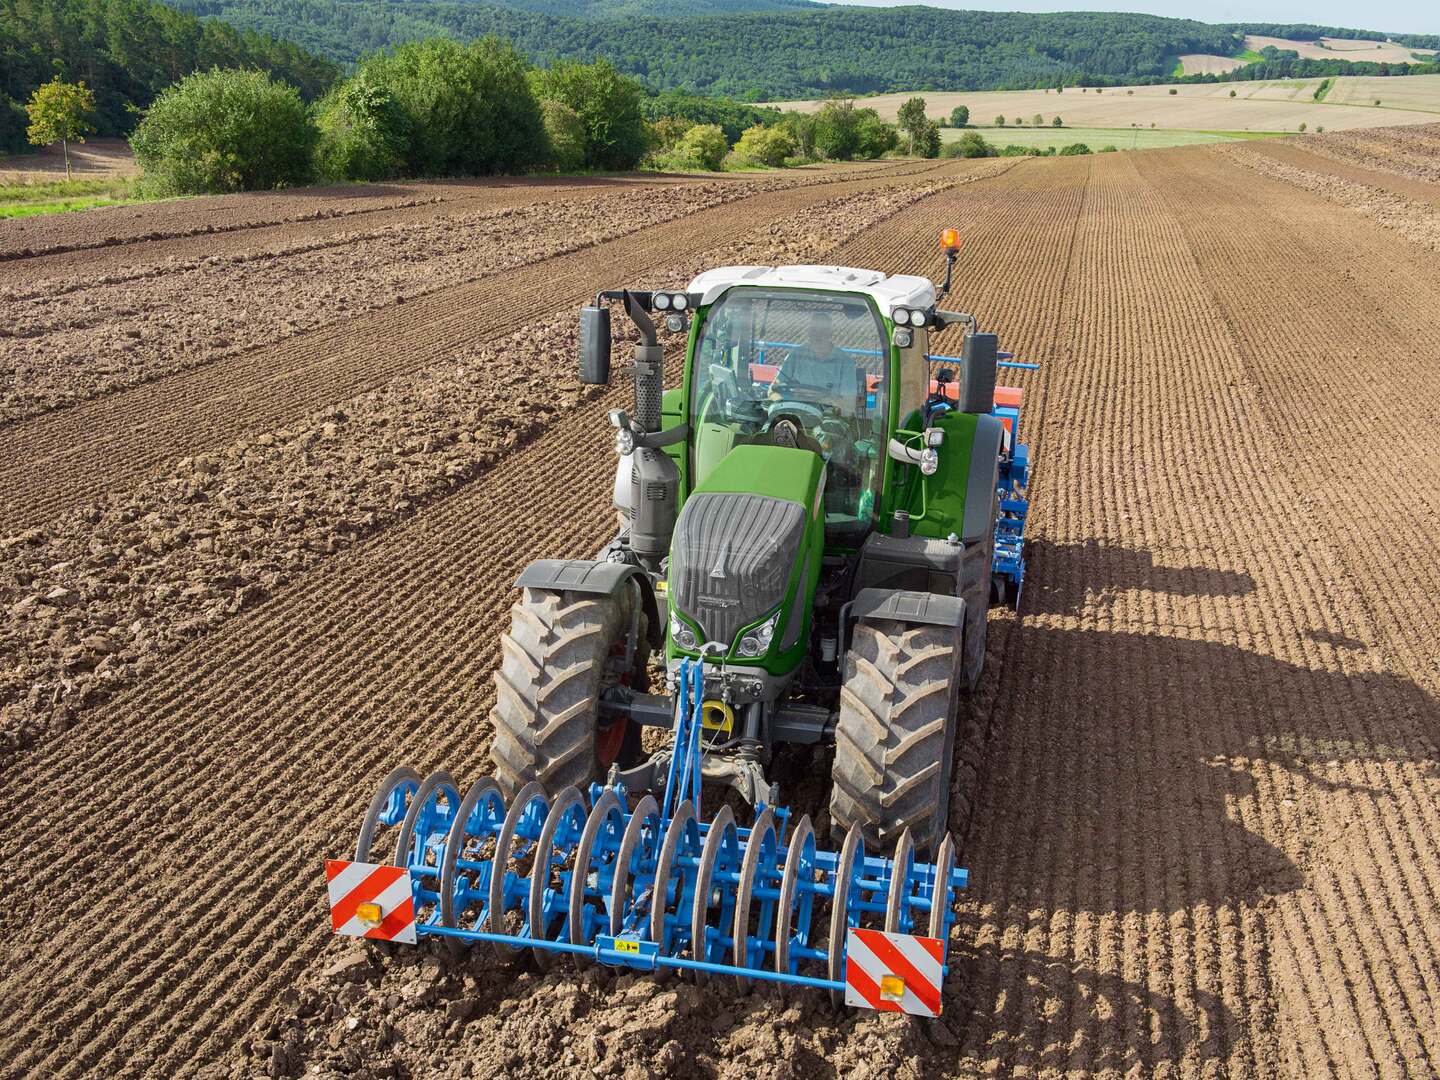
<box><xmin>3</xmin><ymin>133</ymin><xmax>1440</xmax><ymax>1079</ymax></box>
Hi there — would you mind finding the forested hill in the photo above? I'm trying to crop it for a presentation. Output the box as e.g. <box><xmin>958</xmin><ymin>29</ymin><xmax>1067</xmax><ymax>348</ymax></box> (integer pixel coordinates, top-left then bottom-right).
<box><xmin>1</xmin><ymin>0</ymin><xmax>337</xmax><ymax>144</ymax></box>
<box><xmin>165</xmin><ymin>2</ymin><xmax>1240</xmax><ymax>97</ymax></box>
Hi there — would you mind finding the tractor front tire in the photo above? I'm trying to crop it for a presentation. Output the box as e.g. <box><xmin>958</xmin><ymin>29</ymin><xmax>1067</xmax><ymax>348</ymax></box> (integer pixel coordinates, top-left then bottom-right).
<box><xmin>490</xmin><ymin>584</ymin><xmax>647</xmax><ymax>797</ymax></box>
<box><xmin>829</xmin><ymin>618</ymin><xmax>964</xmax><ymax>856</ymax></box>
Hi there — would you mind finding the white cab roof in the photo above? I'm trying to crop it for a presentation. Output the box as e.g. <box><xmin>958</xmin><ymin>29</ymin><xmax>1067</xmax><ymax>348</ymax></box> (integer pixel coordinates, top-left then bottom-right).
<box><xmin>685</xmin><ymin>264</ymin><xmax>936</xmax><ymax>315</ymax></box>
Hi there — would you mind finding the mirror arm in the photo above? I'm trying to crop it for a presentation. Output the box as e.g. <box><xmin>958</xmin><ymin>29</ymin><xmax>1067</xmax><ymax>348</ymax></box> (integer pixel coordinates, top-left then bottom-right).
<box><xmin>634</xmin><ymin>423</ymin><xmax>690</xmax><ymax>450</ymax></box>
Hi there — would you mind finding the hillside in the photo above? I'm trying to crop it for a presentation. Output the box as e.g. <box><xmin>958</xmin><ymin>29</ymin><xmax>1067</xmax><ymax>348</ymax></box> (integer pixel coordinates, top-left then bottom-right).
<box><xmin>0</xmin><ymin>0</ymin><xmax>337</xmax><ymax>152</ymax></box>
<box><xmin>167</xmin><ymin>3</ymin><xmax>1242</xmax><ymax>95</ymax></box>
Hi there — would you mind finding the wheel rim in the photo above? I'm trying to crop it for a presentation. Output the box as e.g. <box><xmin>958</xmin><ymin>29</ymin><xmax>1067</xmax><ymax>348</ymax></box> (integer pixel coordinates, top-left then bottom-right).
<box><xmin>827</xmin><ymin>823</ymin><xmax>864</xmax><ymax>1006</ymax></box>
<box><xmin>732</xmin><ymin>808</ymin><xmax>779</xmax><ymax>991</ymax></box>
<box><xmin>774</xmin><ymin>814</ymin><xmax>817</xmax><ymax>976</ymax></box>
<box><xmin>689</xmin><ymin>803</ymin><xmax>740</xmax><ymax>982</ymax></box>
<box><xmin>439</xmin><ymin>778</ymin><xmax>505</xmax><ymax>929</ymax></box>
<box><xmin>884</xmin><ymin>827</ymin><xmax>916</xmax><ymax>934</ymax></box>
<box><xmin>488</xmin><ymin>781</ymin><xmax>549</xmax><ymax>961</ymax></box>
<box><xmin>354</xmin><ymin>766</ymin><xmax>421</xmax><ymax>863</ymax></box>
<box><xmin>927</xmin><ymin>833</ymin><xmax>957</xmax><ymax>942</ymax></box>
<box><xmin>649</xmin><ymin>800</ymin><xmax>702</xmax><ymax>967</ymax></box>
<box><xmin>608</xmin><ymin>795</ymin><xmax>660</xmax><ymax>935</ymax></box>
<box><xmin>567</xmin><ymin>788</ymin><xmax>625</xmax><ymax>955</ymax></box>
<box><xmin>527</xmin><ymin>786</ymin><xmax>587</xmax><ymax>969</ymax></box>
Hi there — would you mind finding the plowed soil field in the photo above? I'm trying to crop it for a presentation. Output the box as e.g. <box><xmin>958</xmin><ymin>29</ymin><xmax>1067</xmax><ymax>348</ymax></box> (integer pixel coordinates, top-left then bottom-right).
<box><xmin>2</xmin><ymin>131</ymin><xmax>1439</xmax><ymax>1080</ymax></box>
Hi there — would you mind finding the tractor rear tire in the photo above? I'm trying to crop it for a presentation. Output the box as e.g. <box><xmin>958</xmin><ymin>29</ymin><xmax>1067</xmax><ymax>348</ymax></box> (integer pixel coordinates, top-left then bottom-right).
<box><xmin>829</xmin><ymin>618</ymin><xmax>964</xmax><ymax>856</ymax></box>
<box><xmin>490</xmin><ymin>584</ymin><xmax>648</xmax><ymax>797</ymax></box>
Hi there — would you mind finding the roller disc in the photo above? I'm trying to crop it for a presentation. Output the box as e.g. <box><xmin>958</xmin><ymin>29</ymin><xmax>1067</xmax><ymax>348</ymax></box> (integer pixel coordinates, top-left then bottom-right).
<box><xmin>392</xmin><ymin>770</ymin><xmax>459</xmax><ymax>869</ymax></box>
<box><xmin>608</xmin><ymin>795</ymin><xmax>661</xmax><ymax>936</ymax></box>
<box><xmin>689</xmin><ymin>803</ymin><xmax>741</xmax><ymax>982</ymax></box>
<box><xmin>488</xmin><ymin>781</ymin><xmax>550</xmax><ymax>961</ymax></box>
<box><xmin>928</xmin><ymin>833</ymin><xmax>957</xmax><ymax>942</ymax></box>
<box><xmin>527</xmin><ymin>785</ymin><xmax>587</xmax><ymax>970</ymax></box>
<box><xmin>354</xmin><ymin>766</ymin><xmax>421</xmax><ymax>863</ymax></box>
<box><xmin>567</xmin><ymin>788</ymin><xmax>625</xmax><ymax>956</ymax></box>
<box><xmin>774</xmin><ymin>814</ymin><xmax>817</xmax><ymax>976</ymax></box>
<box><xmin>884</xmin><ymin>827</ymin><xmax>916</xmax><ymax>935</ymax></box>
<box><xmin>731</xmin><ymin>808</ymin><xmax>778</xmax><ymax>991</ymax></box>
<box><xmin>827</xmin><ymin>822</ymin><xmax>864</xmax><ymax>1007</ymax></box>
<box><xmin>439</xmin><ymin>777</ymin><xmax>505</xmax><ymax>929</ymax></box>
<box><xmin>648</xmin><ymin>800</ymin><xmax>702</xmax><ymax>969</ymax></box>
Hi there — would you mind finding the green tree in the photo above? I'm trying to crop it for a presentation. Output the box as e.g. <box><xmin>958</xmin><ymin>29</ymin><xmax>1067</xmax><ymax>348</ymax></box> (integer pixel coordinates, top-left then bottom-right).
<box><xmin>896</xmin><ymin>95</ymin><xmax>927</xmax><ymax>153</ymax></box>
<box><xmin>533</xmin><ymin>59</ymin><xmax>647</xmax><ymax>170</ymax></box>
<box><xmin>130</xmin><ymin>68</ymin><xmax>316</xmax><ymax>195</ymax></box>
<box><xmin>1059</xmin><ymin>143</ymin><xmax>1092</xmax><ymax>155</ymax></box>
<box><xmin>25</xmin><ymin>78</ymin><xmax>96</xmax><ymax>178</ymax></box>
<box><xmin>916</xmin><ymin>117</ymin><xmax>941</xmax><ymax>158</ymax></box>
<box><xmin>814</xmin><ymin>98</ymin><xmax>859</xmax><ymax>159</ymax></box>
<box><xmin>1052</xmin><ymin>115</ymin><xmax>1063</xmax><ymax>127</ymax></box>
<box><xmin>358</xmin><ymin>38</ymin><xmax>545</xmax><ymax>178</ymax></box>
<box><xmin>942</xmin><ymin>130</ymin><xmax>993</xmax><ymax>158</ymax></box>
<box><xmin>671</xmin><ymin>122</ymin><xmax>728</xmax><ymax>170</ymax></box>
<box><xmin>1298</xmin><ymin>121</ymin><xmax>1308</xmax><ymax>132</ymax></box>
<box><xmin>994</xmin><ymin>115</ymin><xmax>1006</xmax><ymax>127</ymax></box>
<box><xmin>647</xmin><ymin>115</ymin><xmax>693</xmax><ymax>154</ymax></box>
<box><xmin>780</xmin><ymin>111</ymin><xmax>818</xmax><ymax>159</ymax></box>
<box><xmin>1032</xmin><ymin>113</ymin><xmax>1043</xmax><ymax>126</ymax></box>
<box><xmin>949</xmin><ymin>105</ymin><xmax>969</xmax><ymax>128</ymax></box>
<box><xmin>854</xmin><ymin>109</ymin><xmax>898</xmax><ymax>159</ymax></box>
<box><xmin>730</xmin><ymin>123</ymin><xmax>794</xmax><ymax>167</ymax></box>
<box><xmin>314</xmin><ymin>71</ymin><xmax>408</xmax><ymax>182</ymax></box>
<box><xmin>541</xmin><ymin>100</ymin><xmax>587</xmax><ymax>172</ymax></box>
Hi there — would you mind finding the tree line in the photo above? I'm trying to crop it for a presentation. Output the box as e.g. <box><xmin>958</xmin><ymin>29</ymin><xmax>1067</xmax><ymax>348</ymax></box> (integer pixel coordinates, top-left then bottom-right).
<box><xmin>168</xmin><ymin>2</ymin><xmax>1243</xmax><ymax>97</ymax></box>
<box><xmin>0</xmin><ymin>0</ymin><xmax>336</xmax><ymax>153</ymax></box>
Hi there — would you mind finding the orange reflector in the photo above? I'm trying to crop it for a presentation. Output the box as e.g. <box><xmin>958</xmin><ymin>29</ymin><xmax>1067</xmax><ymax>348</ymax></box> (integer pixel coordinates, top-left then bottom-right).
<box><xmin>879</xmin><ymin>974</ymin><xmax>906</xmax><ymax>1002</ymax></box>
<box><xmin>355</xmin><ymin>901</ymin><xmax>383</xmax><ymax>927</ymax></box>
<box><xmin>940</xmin><ymin>228</ymin><xmax>961</xmax><ymax>251</ymax></box>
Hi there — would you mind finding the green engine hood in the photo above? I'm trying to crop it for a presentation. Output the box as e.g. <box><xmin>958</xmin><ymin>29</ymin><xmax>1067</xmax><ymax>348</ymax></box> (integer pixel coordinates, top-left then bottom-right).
<box><xmin>667</xmin><ymin>444</ymin><xmax>825</xmax><ymax>673</ymax></box>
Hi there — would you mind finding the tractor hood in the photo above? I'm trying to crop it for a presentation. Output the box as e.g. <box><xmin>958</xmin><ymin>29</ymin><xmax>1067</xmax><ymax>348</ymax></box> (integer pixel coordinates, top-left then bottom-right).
<box><xmin>669</xmin><ymin>445</ymin><xmax>824</xmax><ymax>655</ymax></box>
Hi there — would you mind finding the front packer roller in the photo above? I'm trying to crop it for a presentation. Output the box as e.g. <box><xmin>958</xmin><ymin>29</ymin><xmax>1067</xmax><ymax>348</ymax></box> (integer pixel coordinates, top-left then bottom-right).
<box><xmin>324</xmin><ymin>660</ymin><xmax>968</xmax><ymax>1017</ymax></box>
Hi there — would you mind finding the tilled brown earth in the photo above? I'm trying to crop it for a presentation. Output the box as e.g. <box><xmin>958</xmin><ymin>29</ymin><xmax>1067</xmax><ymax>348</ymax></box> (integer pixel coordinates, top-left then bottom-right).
<box><xmin>3</xmin><ymin>140</ymin><xmax>1440</xmax><ymax>1080</ymax></box>
<box><xmin>0</xmin><ymin>177</ymin><xmax>801</xmax><ymax>424</ymax></box>
<box><xmin>1227</xmin><ymin>142</ymin><xmax>1440</xmax><ymax>252</ymax></box>
<box><xmin>0</xmin><ymin>158</ymin><xmax>978</xmax><ymax>535</ymax></box>
<box><xmin>0</xmin><ymin>178</ymin><xmax>953</xmax><ymax>761</ymax></box>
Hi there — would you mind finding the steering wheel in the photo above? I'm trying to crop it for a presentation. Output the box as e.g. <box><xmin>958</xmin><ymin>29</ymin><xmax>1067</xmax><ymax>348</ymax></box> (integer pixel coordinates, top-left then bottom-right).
<box><xmin>763</xmin><ymin>399</ymin><xmax>857</xmax><ymax>461</ymax></box>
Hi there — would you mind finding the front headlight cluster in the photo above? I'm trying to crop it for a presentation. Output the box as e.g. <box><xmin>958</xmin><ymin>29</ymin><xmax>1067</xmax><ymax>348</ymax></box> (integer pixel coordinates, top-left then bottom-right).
<box><xmin>652</xmin><ymin>292</ymin><xmax>690</xmax><ymax>311</ymax></box>
<box><xmin>670</xmin><ymin>611</ymin><xmax>698</xmax><ymax>652</ymax></box>
<box><xmin>891</xmin><ymin>306</ymin><xmax>930</xmax><ymax>328</ymax></box>
<box><xmin>735</xmin><ymin>609</ymin><xmax>782</xmax><ymax>657</ymax></box>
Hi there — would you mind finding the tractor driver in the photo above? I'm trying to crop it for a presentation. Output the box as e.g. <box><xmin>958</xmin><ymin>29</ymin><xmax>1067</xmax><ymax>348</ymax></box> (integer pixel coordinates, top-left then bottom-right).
<box><xmin>767</xmin><ymin>310</ymin><xmax>862</xmax><ymax>414</ymax></box>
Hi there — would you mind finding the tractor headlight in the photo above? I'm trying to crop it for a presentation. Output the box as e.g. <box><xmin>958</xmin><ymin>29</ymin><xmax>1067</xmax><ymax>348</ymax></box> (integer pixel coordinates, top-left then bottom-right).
<box><xmin>671</xmin><ymin>293</ymin><xmax>688</xmax><ymax>310</ymax></box>
<box><xmin>892</xmin><ymin>307</ymin><xmax>910</xmax><ymax>327</ymax></box>
<box><xmin>735</xmin><ymin>609</ymin><xmax>782</xmax><ymax>657</ymax></box>
<box><xmin>909</xmin><ymin>308</ymin><xmax>929</xmax><ymax>327</ymax></box>
<box><xmin>614</xmin><ymin>426</ymin><xmax>636</xmax><ymax>456</ymax></box>
<box><xmin>665</xmin><ymin>313</ymin><xmax>687</xmax><ymax>334</ymax></box>
<box><xmin>893</xmin><ymin>328</ymin><xmax>912</xmax><ymax>348</ymax></box>
<box><xmin>920</xmin><ymin>448</ymin><xmax>939</xmax><ymax>475</ymax></box>
<box><xmin>670</xmin><ymin>611</ymin><xmax>698</xmax><ymax>651</ymax></box>
<box><xmin>653</xmin><ymin>292</ymin><xmax>672</xmax><ymax>310</ymax></box>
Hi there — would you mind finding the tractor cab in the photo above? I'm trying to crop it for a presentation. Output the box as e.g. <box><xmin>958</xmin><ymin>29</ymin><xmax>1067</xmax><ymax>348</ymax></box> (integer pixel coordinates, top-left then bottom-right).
<box><xmin>680</xmin><ymin>268</ymin><xmax>931</xmax><ymax>549</ymax></box>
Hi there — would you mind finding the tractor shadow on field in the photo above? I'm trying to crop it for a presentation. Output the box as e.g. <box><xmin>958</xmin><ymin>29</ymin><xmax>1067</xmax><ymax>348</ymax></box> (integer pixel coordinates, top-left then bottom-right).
<box><xmin>942</xmin><ymin>940</ymin><xmax>1243</xmax><ymax>1078</ymax></box>
<box><xmin>1018</xmin><ymin>539</ymin><xmax>1255</xmax><ymax>618</ymax></box>
<box><xmin>968</xmin><ymin>540</ymin><xmax>1440</xmax><ymax>918</ymax></box>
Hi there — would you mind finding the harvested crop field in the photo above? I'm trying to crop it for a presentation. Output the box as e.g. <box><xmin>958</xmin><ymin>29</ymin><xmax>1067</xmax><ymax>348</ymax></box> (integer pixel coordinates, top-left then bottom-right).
<box><xmin>2</xmin><ymin>129</ymin><xmax>1439</xmax><ymax>1080</ymax></box>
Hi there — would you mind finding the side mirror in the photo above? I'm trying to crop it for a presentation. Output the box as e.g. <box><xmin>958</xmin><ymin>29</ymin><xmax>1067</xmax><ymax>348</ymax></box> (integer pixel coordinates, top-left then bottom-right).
<box><xmin>579</xmin><ymin>305</ymin><xmax>612</xmax><ymax>385</ymax></box>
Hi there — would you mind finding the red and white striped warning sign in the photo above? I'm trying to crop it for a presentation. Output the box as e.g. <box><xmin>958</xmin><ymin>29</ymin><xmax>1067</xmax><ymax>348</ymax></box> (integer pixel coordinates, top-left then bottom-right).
<box><xmin>325</xmin><ymin>860</ymin><xmax>417</xmax><ymax>944</ymax></box>
<box><xmin>844</xmin><ymin>927</ymin><xmax>945</xmax><ymax>1017</ymax></box>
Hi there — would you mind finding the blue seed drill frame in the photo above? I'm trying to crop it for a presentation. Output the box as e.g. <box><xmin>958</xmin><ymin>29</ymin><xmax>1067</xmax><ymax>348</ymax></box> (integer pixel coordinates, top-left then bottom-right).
<box><xmin>332</xmin><ymin>659</ymin><xmax>969</xmax><ymax>1007</ymax></box>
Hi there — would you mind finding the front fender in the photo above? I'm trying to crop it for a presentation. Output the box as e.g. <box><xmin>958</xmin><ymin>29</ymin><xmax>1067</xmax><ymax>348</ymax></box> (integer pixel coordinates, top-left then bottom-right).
<box><xmin>513</xmin><ymin>559</ymin><xmax>663</xmax><ymax>649</ymax></box>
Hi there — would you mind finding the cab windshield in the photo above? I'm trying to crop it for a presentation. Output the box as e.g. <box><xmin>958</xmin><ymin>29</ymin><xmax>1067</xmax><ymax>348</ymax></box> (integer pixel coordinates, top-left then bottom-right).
<box><xmin>689</xmin><ymin>287</ymin><xmax>888</xmax><ymax>543</ymax></box>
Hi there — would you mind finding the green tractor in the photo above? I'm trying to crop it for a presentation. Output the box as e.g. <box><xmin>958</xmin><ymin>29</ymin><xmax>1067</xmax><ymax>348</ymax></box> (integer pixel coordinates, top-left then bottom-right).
<box><xmin>491</xmin><ymin>234</ymin><xmax>1030</xmax><ymax>855</ymax></box>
